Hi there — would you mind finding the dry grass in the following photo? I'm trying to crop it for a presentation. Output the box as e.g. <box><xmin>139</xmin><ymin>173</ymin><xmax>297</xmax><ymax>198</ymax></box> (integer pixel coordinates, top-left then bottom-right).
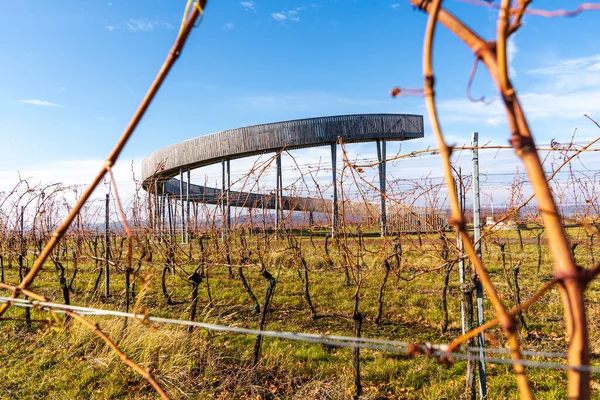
<box><xmin>2</xmin><ymin>229</ymin><xmax>599</xmax><ymax>398</ymax></box>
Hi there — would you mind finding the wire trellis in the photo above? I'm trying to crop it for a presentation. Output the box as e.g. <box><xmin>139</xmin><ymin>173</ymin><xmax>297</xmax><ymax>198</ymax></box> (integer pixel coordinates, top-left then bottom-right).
<box><xmin>2</xmin><ymin>296</ymin><xmax>599</xmax><ymax>374</ymax></box>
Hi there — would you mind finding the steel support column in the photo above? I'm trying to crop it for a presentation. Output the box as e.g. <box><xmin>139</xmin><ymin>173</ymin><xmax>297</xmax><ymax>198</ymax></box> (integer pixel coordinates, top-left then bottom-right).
<box><xmin>472</xmin><ymin>131</ymin><xmax>487</xmax><ymax>398</ymax></box>
<box><xmin>186</xmin><ymin>169</ymin><xmax>191</xmax><ymax>242</ymax></box>
<box><xmin>104</xmin><ymin>194</ymin><xmax>110</xmax><ymax>298</ymax></box>
<box><xmin>376</xmin><ymin>139</ymin><xmax>387</xmax><ymax>237</ymax></box>
<box><xmin>153</xmin><ymin>181</ymin><xmax>159</xmax><ymax>232</ymax></box>
<box><xmin>457</xmin><ymin>167</ymin><xmax>466</xmax><ymax>333</ymax></box>
<box><xmin>179</xmin><ymin>169</ymin><xmax>185</xmax><ymax>243</ymax></box>
<box><xmin>331</xmin><ymin>142</ymin><xmax>338</xmax><ymax>237</ymax></box>
<box><xmin>275</xmin><ymin>153</ymin><xmax>283</xmax><ymax>239</ymax></box>
<box><xmin>161</xmin><ymin>182</ymin><xmax>167</xmax><ymax>242</ymax></box>
<box><xmin>221</xmin><ymin>159</ymin><xmax>231</xmax><ymax>241</ymax></box>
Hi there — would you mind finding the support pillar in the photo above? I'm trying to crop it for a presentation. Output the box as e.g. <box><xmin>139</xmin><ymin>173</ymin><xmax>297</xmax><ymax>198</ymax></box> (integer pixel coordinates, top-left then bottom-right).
<box><xmin>153</xmin><ymin>181</ymin><xmax>159</xmax><ymax>232</ymax></box>
<box><xmin>221</xmin><ymin>159</ymin><xmax>231</xmax><ymax>241</ymax></box>
<box><xmin>331</xmin><ymin>143</ymin><xmax>338</xmax><ymax>237</ymax></box>
<box><xmin>275</xmin><ymin>153</ymin><xmax>283</xmax><ymax>239</ymax></box>
<box><xmin>104</xmin><ymin>193</ymin><xmax>111</xmax><ymax>298</ymax></box>
<box><xmin>186</xmin><ymin>169</ymin><xmax>191</xmax><ymax>242</ymax></box>
<box><xmin>180</xmin><ymin>169</ymin><xmax>185</xmax><ymax>243</ymax></box>
<box><xmin>376</xmin><ymin>139</ymin><xmax>387</xmax><ymax>237</ymax></box>
<box><xmin>457</xmin><ymin>167</ymin><xmax>466</xmax><ymax>333</ymax></box>
<box><xmin>472</xmin><ymin>131</ymin><xmax>487</xmax><ymax>398</ymax></box>
<box><xmin>161</xmin><ymin>182</ymin><xmax>167</xmax><ymax>242</ymax></box>
<box><xmin>167</xmin><ymin>194</ymin><xmax>174</xmax><ymax>241</ymax></box>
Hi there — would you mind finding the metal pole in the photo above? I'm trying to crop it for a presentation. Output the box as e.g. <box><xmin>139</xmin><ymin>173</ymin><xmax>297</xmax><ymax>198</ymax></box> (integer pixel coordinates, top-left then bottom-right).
<box><xmin>472</xmin><ymin>131</ymin><xmax>486</xmax><ymax>398</ymax></box>
<box><xmin>186</xmin><ymin>169</ymin><xmax>191</xmax><ymax>242</ymax></box>
<box><xmin>226</xmin><ymin>159</ymin><xmax>231</xmax><ymax>233</ymax></box>
<box><xmin>276</xmin><ymin>153</ymin><xmax>282</xmax><ymax>238</ymax></box>
<box><xmin>161</xmin><ymin>182</ymin><xmax>166</xmax><ymax>242</ymax></box>
<box><xmin>179</xmin><ymin>169</ymin><xmax>185</xmax><ymax>243</ymax></box>
<box><xmin>153</xmin><ymin>181</ymin><xmax>158</xmax><ymax>232</ymax></box>
<box><xmin>221</xmin><ymin>159</ymin><xmax>227</xmax><ymax>241</ymax></box>
<box><xmin>157</xmin><ymin>187</ymin><xmax>162</xmax><ymax>242</ymax></box>
<box><xmin>161</xmin><ymin>191</ymin><xmax>166</xmax><ymax>242</ymax></box>
<box><xmin>19</xmin><ymin>206</ymin><xmax>31</xmax><ymax>328</ymax></box>
<box><xmin>457</xmin><ymin>167</ymin><xmax>466</xmax><ymax>334</ymax></box>
<box><xmin>376</xmin><ymin>139</ymin><xmax>387</xmax><ymax>236</ymax></box>
<box><xmin>19</xmin><ymin>206</ymin><xmax>24</xmax><ymax>270</ymax></box>
<box><xmin>331</xmin><ymin>143</ymin><xmax>338</xmax><ymax>237</ymax></box>
<box><xmin>167</xmin><ymin>195</ymin><xmax>174</xmax><ymax>240</ymax></box>
<box><xmin>105</xmin><ymin>193</ymin><xmax>110</xmax><ymax>298</ymax></box>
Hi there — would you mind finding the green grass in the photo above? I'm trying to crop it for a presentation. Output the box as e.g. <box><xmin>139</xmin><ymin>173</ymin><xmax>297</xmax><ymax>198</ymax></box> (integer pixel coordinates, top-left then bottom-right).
<box><xmin>1</xmin><ymin>226</ymin><xmax>599</xmax><ymax>399</ymax></box>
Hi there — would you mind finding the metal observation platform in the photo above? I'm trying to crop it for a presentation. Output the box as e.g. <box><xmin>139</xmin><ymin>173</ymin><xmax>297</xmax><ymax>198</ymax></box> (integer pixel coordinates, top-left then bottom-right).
<box><xmin>141</xmin><ymin>113</ymin><xmax>424</xmax><ymax>236</ymax></box>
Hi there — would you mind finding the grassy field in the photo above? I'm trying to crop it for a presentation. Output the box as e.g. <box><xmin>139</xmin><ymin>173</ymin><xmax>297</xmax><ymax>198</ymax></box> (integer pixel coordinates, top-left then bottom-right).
<box><xmin>1</xmin><ymin>226</ymin><xmax>600</xmax><ymax>399</ymax></box>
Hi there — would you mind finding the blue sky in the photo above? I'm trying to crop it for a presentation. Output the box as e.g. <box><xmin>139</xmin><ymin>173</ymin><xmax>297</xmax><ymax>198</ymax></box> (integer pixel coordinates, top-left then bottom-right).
<box><xmin>1</xmin><ymin>0</ymin><xmax>599</xmax><ymax>208</ymax></box>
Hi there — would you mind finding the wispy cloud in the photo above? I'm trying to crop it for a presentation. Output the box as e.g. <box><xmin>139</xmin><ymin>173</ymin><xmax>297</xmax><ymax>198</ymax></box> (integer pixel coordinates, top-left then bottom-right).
<box><xmin>271</xmin><ymin>7</ymin><xmax>306</xmax><ymax>23</ymax></box>
<box><xmin>96</xmin><ymin>116</ymin><xmax>117</xmax><ymax>123</ymax></box>
<box><xmin>435</xmin><ymin>97</ymin><xmax>504</xmax><ymax>126</ymax></box>
<box><xmin>18</xmin><ymin>99</ymin><xmax>63</xmax><ymax>108</ymax></box>
<box><xmin>240</xmin><ymin>1</ymin><xmax>255</xmax><ymax>11</ymax></box>
<box><xmin>526</xmin><ymin>54</ymin><xmax>600</xmax><ymax>92</ymax></box>
<box><xmin>507</xmin><ymin>37</ymin><xmax>518</xmax><ymax>79</ymax></box>
<box><xmin>271</xmin><ymin>12</ymin><xmax>287</xmax><ymax>22</ymax></box>
<box><xmin>126</xmin><ymin>18</ymin><xmax>157</xmax><ymax>31</ymax></box>
<box><xmin>0</xmin><ymin>158</ymin><xmax>144</xmax><ymax>200</ymax></box>
<box><xmin>518</xmin><ymin>54</ymin><xmax>600</xmax><ymax>118</ymax></box>
<box><xmin>528</xmin><ymin>55</ymin><xmax>600</xmax><ymax>76</ymax></box>
<box><xmin>223</xmin><ymin>22</ymin><xmax>235</xmax><ymax>30</ymax></box>
<box><xmin>104</xmin><ymin>18</ymin><xmax>174</xmax><ymax>32</ymax></box>
<box><xmin>390</xmin><ymin>3</ymin><xmax>401</xmax><ymax>8</ymax></box>
<box><xmin>434</xmin><ymin>53</ymin><xmax>600</xmax><ymax>127</ymax></box>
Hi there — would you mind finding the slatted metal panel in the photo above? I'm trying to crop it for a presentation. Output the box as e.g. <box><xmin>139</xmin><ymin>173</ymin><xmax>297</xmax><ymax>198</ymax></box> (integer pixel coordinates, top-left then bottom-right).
<box><xmin>141</xmin><ymin>113</ymin><xmax>424</xmax><ymax>185</ymax></box>
<box><xmin>162</xmin><ymin>178</ymin><xmax>336</xmax><ymax>213</ymax></box>
<box><xmin>390</xmin><ymin>209</ymin><xmax>450</xmax><ymax>233</ymax></box>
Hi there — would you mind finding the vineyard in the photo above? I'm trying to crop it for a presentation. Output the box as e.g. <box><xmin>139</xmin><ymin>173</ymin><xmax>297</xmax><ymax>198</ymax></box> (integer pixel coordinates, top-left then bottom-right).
<box><xmin>2</xmin><ymin>138</ymin><xmax>600</xmax><ymax>399</ymax></box>
<box><xmin>2</xmin><ymin>1</ymin><xmax>600</xmax><ymax>399</ymax></box>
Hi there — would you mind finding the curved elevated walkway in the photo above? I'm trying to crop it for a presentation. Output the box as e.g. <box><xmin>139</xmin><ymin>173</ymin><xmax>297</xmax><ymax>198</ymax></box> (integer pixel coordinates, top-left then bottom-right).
<box><xmin>161</xmin><ymin>177</ymin><xmax>335</xmax><ymax>213</ymax></box>
<box><xmin>141</xmin><ymin>113</ymin><xmax>424</xmax><ymax>187</ymax></box>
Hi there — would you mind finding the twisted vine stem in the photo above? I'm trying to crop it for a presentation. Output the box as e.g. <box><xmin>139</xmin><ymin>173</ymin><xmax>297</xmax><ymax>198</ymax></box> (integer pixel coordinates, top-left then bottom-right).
<box><xmin>0</xmin><ymin>1</ymin><xmax>207</xmax><ymax>317</ymax></box>
<box><xmin>408</xmin><ymin>0</ymin><xmax>597</xmax><ymax>397</ymax></box>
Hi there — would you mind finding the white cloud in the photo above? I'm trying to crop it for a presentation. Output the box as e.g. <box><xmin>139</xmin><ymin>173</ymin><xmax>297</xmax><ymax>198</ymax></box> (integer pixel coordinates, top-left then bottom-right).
<box><xmin>96</xmin><ymin>116</ymin><xmax>117</xmax><ymax>123</ymax></box>
<box><xmin>436</xmin><ymin>97</ymin><xmax>504</xmax><ymax>125</ymax></box>
<box><xmin>18</xmin><ymin>99</ymin><xmax>63</xmax><ymax>108</ymax></box>
<box><xmin>240</xmin><ymin>1</ymin><xmax>255</xmax><ymax>11</ymax></box>
<box><xmin>271</xmin><ymin>12</ymin><xmax>287</xmax><ymax>22</ymax></box>
<box><xmin>520</xmin><ymin>91</ymin><xmax>600</xmax><ymax>119</ymax></box>
<box><xmin>391</xmin><ymin>3</ymin><xmax>401</xmax><ymax>8</ymax></box>
<box><xmin>526</xmin><ymin>54</ymin><xmax>600</xmax><ymax>93</ymax></box>
<box><xmin>435</xmin><ymin>53</ymin><xmax>600</xmax><ymax>127</ymax></box>
<box><xmin>126</xmin><ymin>18</ymin><xmax>157</xmax><ymax>31</ymax></box>
<box><xmin>0</xmin><ymin>158</ymin><xmax>144</xmax><ymax>203</ymax></box>
<box><xmin>271</xmin><ymin>7</ymin><xmax>307</xmax><ymax>23</ymax></box>
<box><xmin>119</xmin><ymin>19</ymin><xmax>173</xmax><ymax>32</ymax></box>
<box><xmin>105</xmin><ymin>25</ymin><xmax>115</xmax><ymax>31</ymax></box>
<box><xmin>223</xmin><ymin>22</ymin><xmax>235</xmax><ymax>29</ymax></box>
<box><xmin>507</xmin><ymin>37</ymin><xmax>518</xmax><ymax>79</ymax></box>
<box><xmin>527</xmin><ymin>55</ymin><xmax>600</xmax><ymax>76</ymax></box>
<box><xmin>485</xmin><ymin>117</ymin><xmax>503</xmax><ymax>127</ymax></box>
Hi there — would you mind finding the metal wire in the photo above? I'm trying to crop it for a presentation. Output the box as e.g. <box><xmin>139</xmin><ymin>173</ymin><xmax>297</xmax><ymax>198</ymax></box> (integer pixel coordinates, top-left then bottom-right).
<box><xmin>2</xmin><ymin>296</ymin><xmax>598</xmax><ymax>373</ymax></box>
